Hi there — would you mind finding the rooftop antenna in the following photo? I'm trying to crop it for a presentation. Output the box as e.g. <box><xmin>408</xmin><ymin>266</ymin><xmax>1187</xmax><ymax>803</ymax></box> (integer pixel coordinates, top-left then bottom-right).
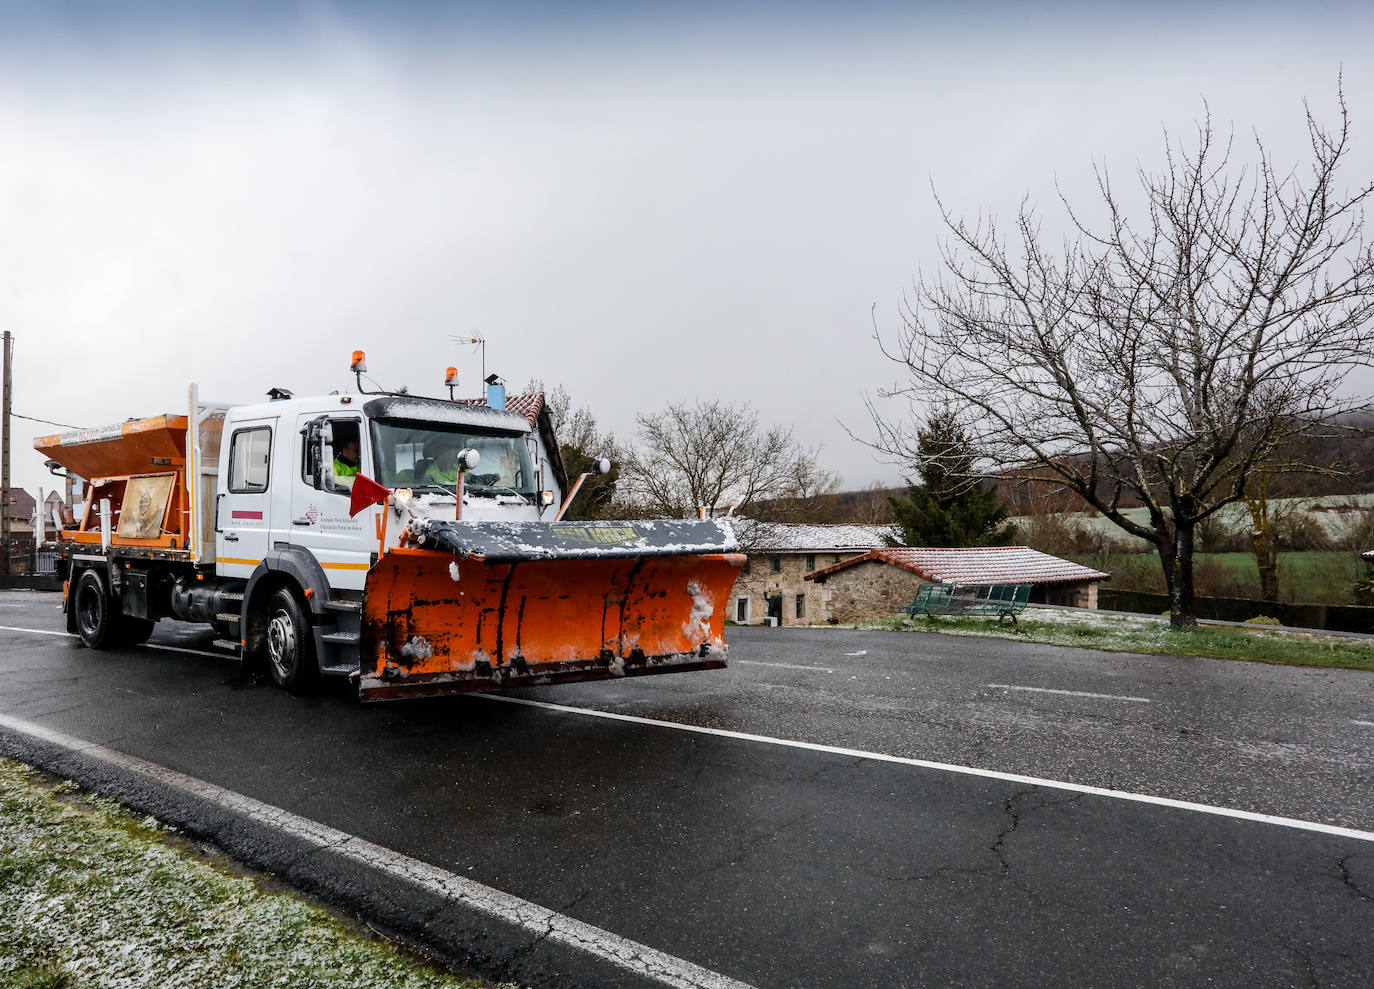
<box><xmin>449</xmin><ymin>333</ymin><xmax>486</xmax><ymax>383</ymax></box>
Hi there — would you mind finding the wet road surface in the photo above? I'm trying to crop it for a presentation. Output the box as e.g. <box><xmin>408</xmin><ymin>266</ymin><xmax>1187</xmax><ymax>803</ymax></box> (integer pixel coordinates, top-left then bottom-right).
<box><xmin>1</xmin><ymin>591</ymin><xmax>1371</xmax><ymax>987</ymax></box>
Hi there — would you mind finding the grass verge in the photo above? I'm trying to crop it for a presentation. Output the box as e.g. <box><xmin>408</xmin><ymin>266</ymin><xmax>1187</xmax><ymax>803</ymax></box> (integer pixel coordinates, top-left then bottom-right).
<box><xmin>857</xmin><ymin>609</ymin><xmax>1374</xmax><ymax>671</ymax></box>
<box><xmin>0</xmin><ymin>757</ymin><xmax>500</xmax><ymax>989</ymax></box>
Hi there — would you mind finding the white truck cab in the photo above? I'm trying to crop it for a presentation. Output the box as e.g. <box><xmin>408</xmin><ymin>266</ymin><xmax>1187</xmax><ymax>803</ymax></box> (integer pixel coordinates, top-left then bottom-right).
<box><xmin>217</xmin><ymin>392</ymin><xmax>567</xmax><ymax>585</ymax></box>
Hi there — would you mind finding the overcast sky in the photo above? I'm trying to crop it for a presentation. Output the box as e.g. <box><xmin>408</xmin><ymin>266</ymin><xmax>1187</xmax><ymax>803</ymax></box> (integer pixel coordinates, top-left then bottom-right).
<box><xmin>2</xmin><ymin>1</ymin><xmax>1372</xmax><ymax>501</ymax></box>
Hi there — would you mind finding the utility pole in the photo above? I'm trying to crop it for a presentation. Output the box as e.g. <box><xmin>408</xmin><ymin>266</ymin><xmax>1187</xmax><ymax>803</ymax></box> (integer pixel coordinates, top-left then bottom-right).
<box><xmin>1</xmin><ymin>331</ymin><xmax>11</xmax><ymax>575</ymax></box>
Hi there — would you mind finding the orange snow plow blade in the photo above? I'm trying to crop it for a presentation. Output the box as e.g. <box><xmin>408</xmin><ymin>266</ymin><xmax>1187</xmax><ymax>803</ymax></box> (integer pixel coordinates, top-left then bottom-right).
<box><xmin>358</xmin><ymin>520</ymin><xmax>744</xmax><ymax>701</ymax></box>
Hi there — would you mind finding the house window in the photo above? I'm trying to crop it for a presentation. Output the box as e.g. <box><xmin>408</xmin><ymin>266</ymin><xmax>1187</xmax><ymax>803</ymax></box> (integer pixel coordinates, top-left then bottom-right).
<box><xmin>736</xmin><ymin>597</ymin><xmax>750</xmax><ymax>623</ymax></box>
<box><xmin>795</xmin><ymin>594</ymin><xmax>805</xmax><ymax>619</ymax></box>
<box><xmin>770</xmin><ymin>557</ymin><xmax>781</xmax><ymax>574</ymax></box>
<box><xmin>805</xmin><ymin>554</ymin><xmax>816</xmax><ymax>572</ymax></box>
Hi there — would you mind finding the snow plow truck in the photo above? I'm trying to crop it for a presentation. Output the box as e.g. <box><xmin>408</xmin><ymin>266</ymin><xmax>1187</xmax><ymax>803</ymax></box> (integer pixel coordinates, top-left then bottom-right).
<box><xmin>34</xmin><ymin>354</ymin><xmax>744</xmax><ymax>701</ymax></box>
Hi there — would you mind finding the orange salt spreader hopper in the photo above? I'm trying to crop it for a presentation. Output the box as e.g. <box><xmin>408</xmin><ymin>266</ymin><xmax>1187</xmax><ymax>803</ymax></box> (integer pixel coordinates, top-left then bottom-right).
<box><xmin>34</xmin><ymin>415</ymin><xmax>193</xmax><ymax>550</ymax></box>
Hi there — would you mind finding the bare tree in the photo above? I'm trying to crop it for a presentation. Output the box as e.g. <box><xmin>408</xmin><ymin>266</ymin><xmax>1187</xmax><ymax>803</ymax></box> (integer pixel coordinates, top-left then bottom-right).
<box><xmin>849</xmin><ymin>481</ymin><xmax>896</xmax><ymax>525</ymax></box>
<box><xmin>623</xmin><ymin>399</ymin><xmax>839</xmax><ymax>524</ymax></box>
<box><xmin>524</xmin><ymin>381</ymin><xmax>623</xmax><ymax>520</ymax></box>
<box><xmin>871</xmin><ymin>93</ymin><xmax>1374</xmax><ymax>625</ymax></box>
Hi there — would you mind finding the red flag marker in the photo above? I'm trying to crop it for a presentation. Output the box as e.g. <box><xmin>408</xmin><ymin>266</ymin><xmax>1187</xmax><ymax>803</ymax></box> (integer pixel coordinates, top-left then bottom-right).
<box><xmin>349</xmin><ymin>473</ymin><xmax>390</xmax><ymax>517</ymax></box>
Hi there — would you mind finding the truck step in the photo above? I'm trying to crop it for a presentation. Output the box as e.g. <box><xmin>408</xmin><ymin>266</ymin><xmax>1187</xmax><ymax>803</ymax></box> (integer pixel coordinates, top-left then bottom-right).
<box><xmin>220</xmin><ymin>591</ymin><xmax>245</xmax><ymax>602</ymax></box>
<box><xmin>214</xmin><ymin>613</ymin><xmax>242</xmax><ymax>624</ymax></box>
<box><xmin>321</xmin><ymin>630</ymin><xmax>359</xmax><ymax>645</ymax></box>
<box><xmin>323</xmin><ymin>600</ymin><xmax>363</xmax><ymax>613</ymax></box>
<box><xmin>212</xmin><ymin>639</ymin><xmax>243</xmax><ymax>653</ymax></box>
<box><xmin>319</xmin><ymin>662</ymin><xmax>358</xmax><ymax>677</ymax></box>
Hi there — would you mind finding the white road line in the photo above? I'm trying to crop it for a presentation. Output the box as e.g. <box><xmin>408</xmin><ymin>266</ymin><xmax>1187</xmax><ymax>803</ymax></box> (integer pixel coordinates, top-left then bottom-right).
<box><xmin>1353</xmin><ymin>720</ymin><xmax>1374</xmax><ymax>728</ymax></box>
<box><xmin>478</xmin><ymin>695</ymin><xmax>1374</xmax><ymax>843</ymax></box>
<box><xmin>0</xmin><ymin>626</ymin><xmax>230</xmax><ymax>661</ymax></box>
<box><xmin>5</xmin><ymin>622</ymin><xmax>1372</xmax><ymax>843</ymax></box>
<box><xmin>987</xmin><ymin>683</ymin><xmax>1152</xmax><ymax>703</ymax></box>
<box><xmin>0</xmin><ymin>624</ymin><xmax>71</xmax><ymax>637</ymax></box>
<box><xmin>844</xmin><ymin>651</ymin><xmax>868</xmax><ymax>657</ymax></box>
<box><xmin>735</xmin><ymin>660</ymin><xmax>833</xmax><ymax>674</ymax></box>
<box><xmin>0</xmin><ymin>712</ymin><xmax>756</xmax><ymax>989</ymax></box>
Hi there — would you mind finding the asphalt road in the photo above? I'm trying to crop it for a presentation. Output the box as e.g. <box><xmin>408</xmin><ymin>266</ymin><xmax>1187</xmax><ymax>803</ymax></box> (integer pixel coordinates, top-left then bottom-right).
<box><xmin>1</xmin><ymin>590</ymin><xmax>1371</xmax><ymax>988</ymax></box>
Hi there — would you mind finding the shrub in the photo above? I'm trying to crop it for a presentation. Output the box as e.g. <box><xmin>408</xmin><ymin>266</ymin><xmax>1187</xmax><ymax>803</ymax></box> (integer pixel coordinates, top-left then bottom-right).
<box><xmin>1193</xmin><ymin>555</ymin><xmax>1259</xmax><ymax>599</ymax></box>
<box><xmin>1018</xmin><ymin>511</ymin><xmax>1096</xmax><ymax>556</ymax></box>
<box><xmin>1244</xmin><ymin>615</ymin><xmax>1284</xmax><ymax>626</ymax></box>
<box><xmin>1328</xmin><ymin>508</ymin><xmax>1374</xmax><ymax>552</ymax></box>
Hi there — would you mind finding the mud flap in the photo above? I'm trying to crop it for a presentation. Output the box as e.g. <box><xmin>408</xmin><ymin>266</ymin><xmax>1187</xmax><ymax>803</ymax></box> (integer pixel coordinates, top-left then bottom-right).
<box><xmin>359</xmin><ymin>545</ymin><xmax>745</xmax><ymax>701</ymax></box>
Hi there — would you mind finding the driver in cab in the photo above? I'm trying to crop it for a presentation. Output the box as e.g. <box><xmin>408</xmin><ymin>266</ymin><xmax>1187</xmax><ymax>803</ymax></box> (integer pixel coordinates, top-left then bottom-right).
<box><xmin>424</xmin><ymin>438</ymin><xmax>462</xmax><ymax>486</ymax></box>
<box><xmin>333</xmin><ymin>438</ymin><xmax>360</xmax><ymax>489</ymax></box>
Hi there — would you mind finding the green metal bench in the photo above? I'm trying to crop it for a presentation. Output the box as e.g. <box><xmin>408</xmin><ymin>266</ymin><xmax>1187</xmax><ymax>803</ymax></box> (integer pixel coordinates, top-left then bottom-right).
<box><xmin>899</xmin><ymin>582</ymin><xmax>1033</xmax><ymax>626</ymax></box>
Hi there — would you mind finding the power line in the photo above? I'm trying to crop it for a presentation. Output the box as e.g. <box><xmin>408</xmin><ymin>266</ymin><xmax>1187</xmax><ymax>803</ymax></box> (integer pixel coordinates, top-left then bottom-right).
<box><xmin>12</xmin><ymin>412</ymin><xmax>85</xmax><ymax>431</ymax></box>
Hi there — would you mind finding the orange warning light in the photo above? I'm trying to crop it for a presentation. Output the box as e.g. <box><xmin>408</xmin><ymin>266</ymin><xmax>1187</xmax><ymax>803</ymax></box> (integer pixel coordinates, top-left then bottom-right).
<box><xmin>351</xmin><ymin>350</ymin><xmax>367</xmax><ymax>373</ymax></box>
<box><xmin>445</xmin><ymin>366</ymin><xmax>458</xmax><ymax>385</ymax></box>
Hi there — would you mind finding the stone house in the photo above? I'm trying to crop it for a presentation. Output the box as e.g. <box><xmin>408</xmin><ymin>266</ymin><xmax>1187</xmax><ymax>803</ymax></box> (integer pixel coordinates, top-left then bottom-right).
<box><xmin>805</xmin><ymin>546</ymin><xmax>1111</xmax><ymax>624</ymax></box>
<box><xmin>727</xmin><ymin>522</ymin><xmax>895</xmax><ymax>626</ymax></box>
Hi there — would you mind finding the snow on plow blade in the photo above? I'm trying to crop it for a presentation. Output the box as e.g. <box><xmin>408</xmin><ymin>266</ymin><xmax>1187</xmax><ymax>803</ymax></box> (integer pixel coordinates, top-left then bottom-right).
<box><xmin>358</xmin><ymin>519</ymin><xmax>745</xmax><ymax>701</ymax></box>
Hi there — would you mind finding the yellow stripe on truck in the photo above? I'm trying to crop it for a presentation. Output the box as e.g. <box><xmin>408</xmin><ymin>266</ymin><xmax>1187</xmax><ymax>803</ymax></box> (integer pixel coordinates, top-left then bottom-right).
<box><xmin>216</xmin><ymin>558</ymin><xmax>367</xmax><ymax>570</ymax></box>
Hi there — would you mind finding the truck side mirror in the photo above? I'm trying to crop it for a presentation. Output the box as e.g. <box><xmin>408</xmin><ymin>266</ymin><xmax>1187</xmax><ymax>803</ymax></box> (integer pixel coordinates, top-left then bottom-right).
<box><xmin>302</xmin><ymin>417</ymin><xmax>338</xmax><ymax>492</ymax></box>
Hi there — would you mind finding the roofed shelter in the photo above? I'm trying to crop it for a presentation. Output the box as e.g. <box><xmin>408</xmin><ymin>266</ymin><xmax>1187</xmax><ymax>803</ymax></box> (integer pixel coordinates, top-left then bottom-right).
<box><xmin>806</xmin><ymin>546</ymin><xmax>1111</xmax><ymax>624</ymax></box>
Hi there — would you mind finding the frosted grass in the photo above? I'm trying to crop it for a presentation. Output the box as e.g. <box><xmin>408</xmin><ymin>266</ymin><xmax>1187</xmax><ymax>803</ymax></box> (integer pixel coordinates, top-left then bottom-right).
<box><xmin>0</xmin><ymin>759</ymin><xmax>501</xmax><ymax>989</ymax></box>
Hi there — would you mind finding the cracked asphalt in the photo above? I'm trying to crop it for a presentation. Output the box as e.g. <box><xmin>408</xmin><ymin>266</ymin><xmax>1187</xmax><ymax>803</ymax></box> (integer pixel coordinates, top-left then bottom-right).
<box><xmin>1</xmin><ymin>592</ymin><xmax>1372</xmax><ymax>987</ymax></box>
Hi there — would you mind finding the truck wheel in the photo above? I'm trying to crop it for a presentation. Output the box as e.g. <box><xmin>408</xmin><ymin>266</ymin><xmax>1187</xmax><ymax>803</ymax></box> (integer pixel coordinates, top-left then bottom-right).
<box><xmin>120</xmin><ymin>618</ymin><xmax>156</xmax><ymax>645</ymax></box>
<box><xmin>73</xmin><ymin>569</ymin><xmax>119</xmax><ymax>649</ymax></box>
<box><xmin>264</xmin><ymin>587</ymin><xmax>318</xmax><ymax>694</ymax></box>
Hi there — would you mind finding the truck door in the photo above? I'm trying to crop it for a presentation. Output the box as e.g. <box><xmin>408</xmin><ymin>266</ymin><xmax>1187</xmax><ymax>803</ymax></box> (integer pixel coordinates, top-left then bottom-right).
<box><xmin>290</xmin><ymin>413</ymin><xmax>373</xmax><ymax>592</ymax></box>
<box><xmin>216</xmin><ymin>417</ymin><xmax>278</xmax><ymax>580</ymax></box>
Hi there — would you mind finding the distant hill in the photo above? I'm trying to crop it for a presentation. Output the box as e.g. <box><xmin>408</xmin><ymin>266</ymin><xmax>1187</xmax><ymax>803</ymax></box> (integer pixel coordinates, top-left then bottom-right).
<box><xmin>817</xmin><ymin>418</ymin><xmax>1374</xmax><ymax>524</ymax></box>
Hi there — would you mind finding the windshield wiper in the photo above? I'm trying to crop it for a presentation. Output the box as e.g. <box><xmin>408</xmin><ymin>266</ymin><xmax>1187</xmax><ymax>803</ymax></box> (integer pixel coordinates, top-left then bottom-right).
<box><xmin>467</xmin><ymin>483</ymin><xmax>531</xmax><ymax>503</ymax></box>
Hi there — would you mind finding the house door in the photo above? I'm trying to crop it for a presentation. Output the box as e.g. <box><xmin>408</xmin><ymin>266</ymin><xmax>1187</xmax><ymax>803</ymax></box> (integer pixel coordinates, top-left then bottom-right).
<box><xmin>767</xmin><ymin>594</ymin><xmax>783</xmax><ymax>626</ymax></box>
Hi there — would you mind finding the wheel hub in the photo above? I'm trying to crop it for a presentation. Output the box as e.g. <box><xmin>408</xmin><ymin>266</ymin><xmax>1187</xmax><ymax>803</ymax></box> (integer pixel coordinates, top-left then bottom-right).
<box><xmin>79</xmin><ymin>587</ymin><xmax>101</xmax><ymax>634</ymax></box>
<box><xmin>266</xmin><ymin>609</ymin><xmax>296</xmax><ymax>678</ymax></box>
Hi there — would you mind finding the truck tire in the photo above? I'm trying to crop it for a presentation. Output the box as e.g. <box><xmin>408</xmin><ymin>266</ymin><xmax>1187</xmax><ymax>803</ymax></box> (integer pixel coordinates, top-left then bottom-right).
<box><xmin>263</xmin><ymin>587</ymin><xmax>319</xmax><ymax>694</ymax></box>
<box><xmin>73</xmin><ymin>569</ymin><xmax>119</xmax><ymax>649</ymax></box>
<box><xmin>119</xmin><ymin>618</ymin><xmax>156</xmax><ymax>645</ymax></box>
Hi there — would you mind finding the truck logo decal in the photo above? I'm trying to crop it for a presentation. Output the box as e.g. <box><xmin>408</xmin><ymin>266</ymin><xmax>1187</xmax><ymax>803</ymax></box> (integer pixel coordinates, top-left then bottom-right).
<box><xmin>231</xmin><ymin>510</ymin><xmax>263</xmax><ymax>520</ymax></box>
<box><xmin>304</xmin><ymin>505</ymin><xmax>321</xmax><ymax>525</ymax></box>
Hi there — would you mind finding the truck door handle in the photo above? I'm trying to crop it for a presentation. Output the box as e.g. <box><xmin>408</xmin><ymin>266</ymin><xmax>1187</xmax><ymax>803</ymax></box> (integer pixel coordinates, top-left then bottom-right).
<box><xmin>223</xmin><ymin>533</ymin><xmax>239</xmax><ymax>542</ymax></box>
<box><xmin>292</xmin><ymin>518</ymin><xmax>312</xmax><ymax>526</ymax></box>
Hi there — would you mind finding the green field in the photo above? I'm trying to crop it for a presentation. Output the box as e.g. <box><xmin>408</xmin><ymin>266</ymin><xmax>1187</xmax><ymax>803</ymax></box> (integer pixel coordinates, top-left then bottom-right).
<box><xmin>1078</xmin><ymin>550</ymin><xmax>1367</xmax><ymax>605</ymax></box>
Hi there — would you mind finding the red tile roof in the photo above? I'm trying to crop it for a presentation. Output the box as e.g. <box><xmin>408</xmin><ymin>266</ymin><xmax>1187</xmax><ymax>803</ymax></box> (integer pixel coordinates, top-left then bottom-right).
<box><xmin>457</xmin><ymin>392</ymin><xmax>546</xmax><ymax>428</ymax></box>
<box><xmin>806</xmin><ymin>546</ymin><xmax>1110</xmax><ymax>586</ymax></box>
<box><xmin>5</xmin><ymin>489</ymin><xmax>37</xmax><ymax>521</ymax></box>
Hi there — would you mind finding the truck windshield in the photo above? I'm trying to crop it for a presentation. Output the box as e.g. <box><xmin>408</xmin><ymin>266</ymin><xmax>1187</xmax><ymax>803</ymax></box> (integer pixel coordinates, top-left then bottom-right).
<box><xmin>369</xmin><ymin>420</ymin><xmax>536</xmax><ymax>497</ymax></box>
